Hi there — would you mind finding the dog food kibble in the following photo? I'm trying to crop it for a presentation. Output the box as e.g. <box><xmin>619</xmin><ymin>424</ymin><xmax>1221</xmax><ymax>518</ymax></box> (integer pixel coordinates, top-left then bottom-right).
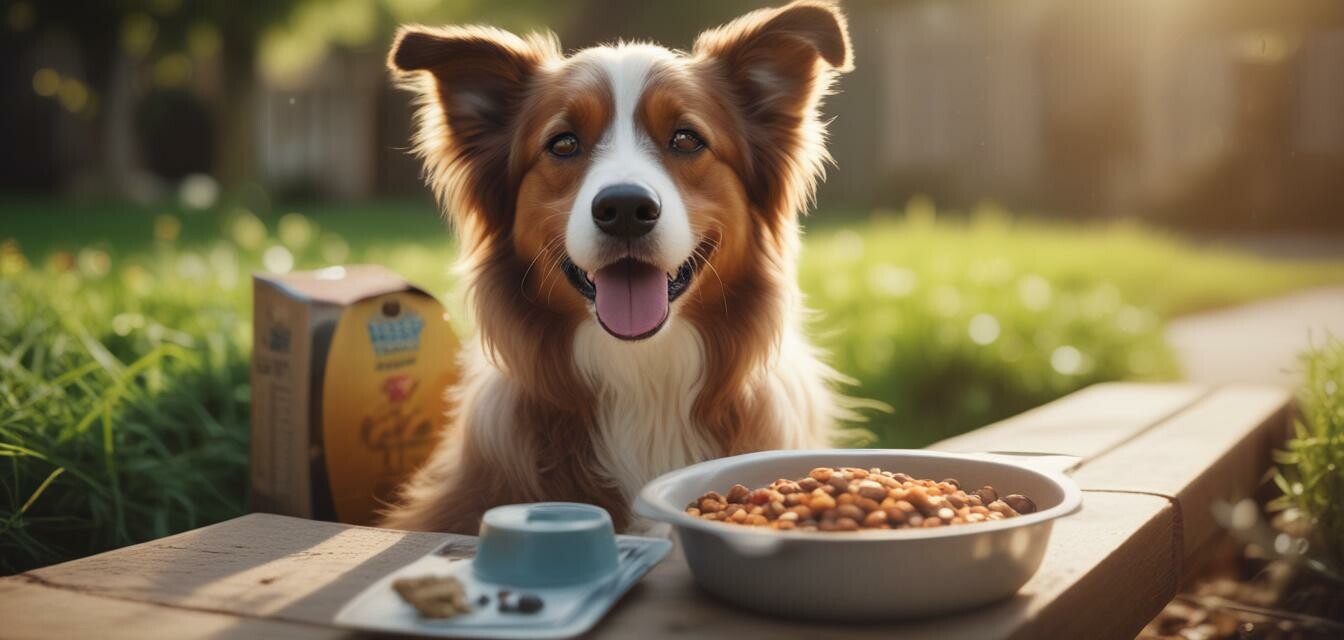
<box><xmin>686</xmin><ymin>467</ymin><xmax>1038</xmax><ymax>531</ymax></box>
<box><xmin>393</xmin><ymin>575</ymin><xmax>473</xmax><ymax>618</ymax></box>
<box><xmin>1002</xmin><ymin>494</ymin><xmax>1038</xmax><ymax>515</ymax></box>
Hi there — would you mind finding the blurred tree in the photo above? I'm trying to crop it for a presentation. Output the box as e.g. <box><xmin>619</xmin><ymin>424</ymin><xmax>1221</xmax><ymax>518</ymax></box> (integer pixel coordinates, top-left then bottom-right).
<box><xmin>12</xmin><ymin>0</ymin><xmax>564</xmax><ymax>196</ymax></box>
<box><xmin>15</xmin><ymin>0</ymin><xmax>302</xmax><ymax>195</ymax></box>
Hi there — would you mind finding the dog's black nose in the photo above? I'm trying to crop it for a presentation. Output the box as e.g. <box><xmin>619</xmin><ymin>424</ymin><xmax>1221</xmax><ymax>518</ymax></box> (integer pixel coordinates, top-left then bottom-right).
<box><xmin>592</xmin><ymin>183</ymin><xmax>660</xmax><ymax>238</ymax></box>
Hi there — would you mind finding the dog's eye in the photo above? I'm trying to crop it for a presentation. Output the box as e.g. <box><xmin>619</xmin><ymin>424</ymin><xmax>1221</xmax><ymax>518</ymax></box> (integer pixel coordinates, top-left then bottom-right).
<box><xmin>548</xmin><ymin>133</ymin><xmax>581</xmax><ymax>158</ymax></box>
<box><xmin>670</xmin><ymin>129</ymin><xmax>705</xmax><ymax>154</ymax></box>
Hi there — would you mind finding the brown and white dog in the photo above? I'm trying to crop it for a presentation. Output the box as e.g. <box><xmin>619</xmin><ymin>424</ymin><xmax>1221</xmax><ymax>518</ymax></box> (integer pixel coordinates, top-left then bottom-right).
<box><xmin>381</xmin><ymin>1</ymin><xmax>854</xmax><ymax>533</ymax></box>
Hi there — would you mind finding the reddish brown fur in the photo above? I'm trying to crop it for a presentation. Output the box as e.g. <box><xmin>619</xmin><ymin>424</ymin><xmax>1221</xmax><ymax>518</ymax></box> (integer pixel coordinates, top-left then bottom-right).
<box><xmin>381</xmin><ymin>1</ymin><xmax>852</xmax><ymax>534</ymax></box>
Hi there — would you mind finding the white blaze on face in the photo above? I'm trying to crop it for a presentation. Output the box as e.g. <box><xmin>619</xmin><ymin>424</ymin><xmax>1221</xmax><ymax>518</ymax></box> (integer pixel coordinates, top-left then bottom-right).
<box><xmin>564</xmin><ymin>45</ymin><xmax>694</xmax><ymax>276</ymax></box>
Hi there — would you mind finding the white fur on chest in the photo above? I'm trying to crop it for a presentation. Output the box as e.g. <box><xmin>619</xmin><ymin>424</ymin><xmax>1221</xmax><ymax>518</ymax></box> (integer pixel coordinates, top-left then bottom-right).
<box><xmin>572</xmin><ymin>318</ymin><xmax>840</xmax><ymax>500</ymax></box>
<box><xmin>459</xmin><ymin>315</ymin><xmax>841</xmax><ymax>503</ymax></box>
<box><xmin>573</xmin><ymin>321</ymin><xmax>720</xmax><ymax>500</ymax></box>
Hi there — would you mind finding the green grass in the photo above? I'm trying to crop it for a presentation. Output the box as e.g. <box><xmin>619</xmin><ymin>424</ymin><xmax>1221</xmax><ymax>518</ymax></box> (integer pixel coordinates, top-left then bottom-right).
<box><xmin>1272</xmin><ymin>337</ymin><xmax>1344</xmax><ymax>569</ymax></box>
<box><xmin>3</xmin><ymin>198</ymin><xmax>1344</xmax><ymax>572</ymax></box>
<box><xmin>802</xmin><ymin>207</ymin><xmax>1344</xmax><ymax>444</ymax></box>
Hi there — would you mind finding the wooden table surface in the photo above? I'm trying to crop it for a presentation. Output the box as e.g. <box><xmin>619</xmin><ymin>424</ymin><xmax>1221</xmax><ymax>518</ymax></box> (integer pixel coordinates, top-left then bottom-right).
<box><xmin>0</xmin><ymin>383</ymin><xmax>1291</xmax><ymax>640</ymax></box>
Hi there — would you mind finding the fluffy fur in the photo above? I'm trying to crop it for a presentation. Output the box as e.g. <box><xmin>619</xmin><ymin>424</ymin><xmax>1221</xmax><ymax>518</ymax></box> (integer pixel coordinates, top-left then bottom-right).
<box><xmin>381</xmin><ymin>1</ymin><xmax>855</xmax><ymax>533</ymax></box>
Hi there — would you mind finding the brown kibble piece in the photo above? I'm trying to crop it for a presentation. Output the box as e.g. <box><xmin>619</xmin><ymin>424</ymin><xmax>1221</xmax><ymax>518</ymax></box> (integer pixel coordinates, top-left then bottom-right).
<box><xmin>987</xmin><ymin>500</ymin><xmax>1019</xmax><ymax>517</ymax></box>
<box><xmin>974</xmin><ymin>486</ymin><xmax>998</xmax><ymax>504</ymax></box>
<box><xmin>857</xmin><ymin>480</ymin><xmax>887</xmax><ymax>501</ymax></box>
<box><xmin>726</xmin><ymin>484</ymin><xmax>750</xmax><ymax>503</ymax></box>
<box><xmin>836</xmin><ymin>504</ymin><xmax>865</xmax><ymax>522</ymax></box>
<box><xmin>1003</xmin><ymin>494</ymin><xmax>1037</xmax><ymax>515</ymax></box>
<box><xmin>810</xmin><ymin>493</ymin><xmax>837</xmax><ymax>511</ymax></box>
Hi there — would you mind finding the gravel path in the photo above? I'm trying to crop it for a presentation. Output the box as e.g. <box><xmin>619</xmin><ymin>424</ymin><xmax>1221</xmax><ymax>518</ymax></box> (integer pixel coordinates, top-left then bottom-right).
<box><xmin>1165</xmin><ymin>286</ymin><xmax>1344</xmax><ymax>388</ymax></box>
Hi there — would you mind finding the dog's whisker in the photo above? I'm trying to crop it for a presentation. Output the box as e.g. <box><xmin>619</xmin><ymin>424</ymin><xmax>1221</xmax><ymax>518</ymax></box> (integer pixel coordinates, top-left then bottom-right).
<box><xmin>520</xmin><ymin>238</ymin><xmax>566</xmax><ymax>303</ymax></box>
<box><xmin>519</xmin><ymin>240</ymin><xmax>559</xmax><ymax>301</ymax></box>
<box><xmin>690</xmin><ymin>239</ymin><xmax>730</xmax><ymax>317</ymax></box>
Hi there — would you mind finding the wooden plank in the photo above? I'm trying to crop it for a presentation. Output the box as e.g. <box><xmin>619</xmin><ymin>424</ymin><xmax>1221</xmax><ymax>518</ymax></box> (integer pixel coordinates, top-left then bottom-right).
<box><xmin>929</xmin><ymin>382</ymin><xmax>1208</xmax><ymax>462</ymax></box>
<box><xmin>19</xmin><ymin>513</ymin><xmax>459</xmax><ymax>626</ymax></box>
<box><xmin>0</xmin><ymin>579</ymin><xmax>347</xmax><ymax>640</ymax></box>
<box><xmin>1070</xmin><ymin>385</ymin><xmax>1292</xmax><ymax>567</ymax></box>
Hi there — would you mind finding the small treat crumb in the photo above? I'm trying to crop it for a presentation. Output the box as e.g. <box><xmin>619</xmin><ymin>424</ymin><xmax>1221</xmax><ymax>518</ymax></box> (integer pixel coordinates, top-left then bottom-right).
<box><xmin>392</xmin><ymin>575</ymin><xmax>472</xmax><ymax>618</ymax></box>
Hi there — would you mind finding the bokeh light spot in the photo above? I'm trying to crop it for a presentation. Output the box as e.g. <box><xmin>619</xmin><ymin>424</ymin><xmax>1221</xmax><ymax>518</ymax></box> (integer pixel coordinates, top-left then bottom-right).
<box><xmin>1018</xmin><ymin>274</ymin><xmax>1053</xmax><ymax>311</ymax></box>
<box><xmin>868</xmin><ymin>264</ymin><xmax>917</xmax><ymax>298</ymax></box>
<box><xmin>120</xmin><ymin>13</ymin><xmax>158</xmax><ymax>59</ymax></box>
<box><xmin>1051</xmin><ymin>345</ymin><xmax>1084</xmax><ymax>375</ymax></box>
<box><xmin>968</xmin><ymin>313</ymin><xmax>1001</xmax><ymax>346</ymax></box>
<box><xmin>278</xmin><ymin>213</ymin><xmax>314</xmax><ymax>251</ymax></box>
<box><xmin>228</xmin><ymin>210</ymin><xmax>267</xmax><ymax>250</ymax></box>
<box><xmin>263</xmin><ymin>245</ymin><xmax>295</xmax><ymax>274</ymax></box>
<box><xmin>57</xmin><ymin>78</ymin><xmax>89</xmax><ymax>113</ymax></box>
<box><xmin>32</xmin><ymin>68</ymin><xmax>59</xmax><ymax>97</ymax></box>
<box><xmin>179</xmin><ymin>174</ymin><xmax>219</xmax><ymax>210</ymax></box>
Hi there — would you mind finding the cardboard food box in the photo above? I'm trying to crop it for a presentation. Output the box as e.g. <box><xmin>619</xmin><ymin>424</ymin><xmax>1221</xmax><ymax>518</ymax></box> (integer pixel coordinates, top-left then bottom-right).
<box><xmin>250</xmin><ymin>265</ymin><xmax>458</xmax><ymax>525</ymax></box>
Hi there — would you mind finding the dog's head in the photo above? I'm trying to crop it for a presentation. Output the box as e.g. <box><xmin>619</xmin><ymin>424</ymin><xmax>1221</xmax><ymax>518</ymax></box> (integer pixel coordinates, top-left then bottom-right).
<box><xmin>390</xmin><ymin>1</ymin><xmax>851</xmax><ymax>345</ymax></box>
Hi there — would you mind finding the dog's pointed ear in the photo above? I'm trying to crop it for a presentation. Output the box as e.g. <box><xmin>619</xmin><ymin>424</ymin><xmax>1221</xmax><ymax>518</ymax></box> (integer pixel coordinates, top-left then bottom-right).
<box><xmin>694</xmin><ymin>1</ymin><xmax>852</xmax><ymax>115</ymax></box>
<box><xmin>388</xmin><ymin>26</ymin><xmax>556</xmax><ymax>237</ymax></box>
<box><xmin>693</xmin><ymin>1</ymin><xmax>852</xmax><ymax>220</ymax></box>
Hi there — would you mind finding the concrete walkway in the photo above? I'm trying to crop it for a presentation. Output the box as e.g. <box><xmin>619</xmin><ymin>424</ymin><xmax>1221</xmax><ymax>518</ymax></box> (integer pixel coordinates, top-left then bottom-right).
<box><xmin>1165</xmin><ymin>286</ymin><xmax>1344</xmax><ymax>388</ymax></box>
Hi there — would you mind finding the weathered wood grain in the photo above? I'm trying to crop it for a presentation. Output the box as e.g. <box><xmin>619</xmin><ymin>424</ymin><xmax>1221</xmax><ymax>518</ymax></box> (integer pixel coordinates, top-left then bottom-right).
<box><xmin>22</xmin><ymin>513</ymin><xmax>457</xmax><ymax>626</ymax></box>
<box><xmin>929</xmin><ymin>382</ymin><xmax>1209</xmax><ymax>462</ymax></box>
<box><xmin>1071</xmin><ymin>385</ymin><xmax>1292</xmax><ymax>569</ymax></box>
<box><xmin>0</xmin><ymin>579</ymin><xmax>347</xmax><ymax>640</ymax></box>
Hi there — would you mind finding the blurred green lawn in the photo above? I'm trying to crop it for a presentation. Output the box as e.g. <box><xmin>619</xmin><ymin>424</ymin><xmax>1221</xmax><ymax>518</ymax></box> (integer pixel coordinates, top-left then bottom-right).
<box><xmin>4</xmin><ymin>198</ymin><xmax>1344</xmax><ymax>572</ymax></box>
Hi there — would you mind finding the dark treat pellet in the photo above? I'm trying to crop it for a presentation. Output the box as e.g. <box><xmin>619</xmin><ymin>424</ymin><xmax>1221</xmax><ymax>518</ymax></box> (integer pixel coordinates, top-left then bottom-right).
<box><xmin>497</xmin><ymin>591</ymin><xmax>544</xmax><ymax>614</ymax></box>
<box><xmin>516</xmin><ymin>594</ymin><xmax>544</xmax><ymax>613</ymax></box>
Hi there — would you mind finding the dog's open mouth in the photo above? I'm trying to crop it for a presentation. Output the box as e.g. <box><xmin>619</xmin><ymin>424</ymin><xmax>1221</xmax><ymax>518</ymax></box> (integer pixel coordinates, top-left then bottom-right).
<box><xmin>562</xmin><ymin>240</ymin><xmax>714</xmax><ymax>341</ymax></box>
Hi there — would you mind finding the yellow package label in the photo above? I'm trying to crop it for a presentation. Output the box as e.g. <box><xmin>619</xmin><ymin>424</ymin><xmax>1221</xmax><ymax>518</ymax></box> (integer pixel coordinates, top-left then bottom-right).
<box><xmin>321</xmin><ymin>292</ymin><xmax>457</xmax><ymax>525</ymax></box>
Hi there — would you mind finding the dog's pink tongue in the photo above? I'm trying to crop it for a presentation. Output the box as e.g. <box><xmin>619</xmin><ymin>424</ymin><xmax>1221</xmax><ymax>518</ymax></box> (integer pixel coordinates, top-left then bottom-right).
<box><xmin>594</xmin><ymin>260</ymin><xmax>668</xmax><ymax>339</ymax></box>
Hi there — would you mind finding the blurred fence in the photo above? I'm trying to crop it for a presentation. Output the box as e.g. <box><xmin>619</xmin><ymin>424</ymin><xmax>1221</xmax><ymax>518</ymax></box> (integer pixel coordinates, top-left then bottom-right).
<box><xmin>3</xmin><ymin>0</ymin><xmax>1343</xmax><ymax>229</ymax></box>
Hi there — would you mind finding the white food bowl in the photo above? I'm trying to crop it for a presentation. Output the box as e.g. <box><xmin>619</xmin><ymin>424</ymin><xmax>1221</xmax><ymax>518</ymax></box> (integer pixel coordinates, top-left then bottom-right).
<box><xmin>634</xmin><ymin>449</ymin><xmax>1082</xmax><ymax>621</ymax></box>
